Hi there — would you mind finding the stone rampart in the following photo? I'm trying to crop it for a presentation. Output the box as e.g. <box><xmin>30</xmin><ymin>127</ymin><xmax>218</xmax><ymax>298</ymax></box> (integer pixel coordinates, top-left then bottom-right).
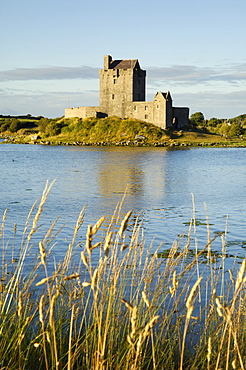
<box><xmin>65</xmin><ymin>106</ymin><xmax>99</xmax><ymax>119</ymax></box>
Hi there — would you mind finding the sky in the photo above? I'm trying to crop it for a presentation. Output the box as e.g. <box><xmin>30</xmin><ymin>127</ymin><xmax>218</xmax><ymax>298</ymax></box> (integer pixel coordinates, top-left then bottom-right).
<box><xmin>0</xmin><ymin>0</ymin><xmax>245</xmax><ymax>119</ymax></box>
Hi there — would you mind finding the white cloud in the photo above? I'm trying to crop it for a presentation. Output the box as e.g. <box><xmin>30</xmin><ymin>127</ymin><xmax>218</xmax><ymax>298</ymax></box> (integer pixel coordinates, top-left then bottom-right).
<box><xmin>0</xmin><ymin>62</ymin><xmax>245</xmax><ymax>86</ymax></box>
<box><xmin>174</xmin><ymin>90</ymin><xmax>246</xmax><ymax>119</ymax></box>
<box><xmin>0</xmin><ymin>66</ymin><xmax>98</xmax><ymax>81</ymax></box>
<box><xmin>147</xmin><ymin>63</ymin><xmax>246</xmax><ymax>85</ymax></box>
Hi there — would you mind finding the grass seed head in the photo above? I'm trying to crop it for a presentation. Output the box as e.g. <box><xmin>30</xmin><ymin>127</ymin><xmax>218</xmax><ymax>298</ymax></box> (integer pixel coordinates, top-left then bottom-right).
<box><xmin>207</xmin><ymin>336</ymin><xmax>212</xmax><ymax>363</ymax></box>
<box><xmin>92</xmin><ymin>216</ymin><xmax>105</xmax><ymax>235</ymax></box>
<box><xmin>91</xmin><ymin>242</ymin><xmax>101</xmax><ymax>251</ymax></box>
<box><xmin>36</xmin><ymin>276</ymin><xmax>52</xmax><ymax>286</ymax></box>
<box><xmin>17</xmin><ymin>291</ymin><xmax>23</xmax><ymax>318</ymax></box>
<box><xmin>81</xmin><ymin>251</ymin><xmax>88</xmax><ymax>267</ymax></box>
<box><xmin>64</xmin><ymin>274</ymin><xmax>80</xmax><ymax>281</ymax></box>
<box><xmin>91</xmin><ymin>268</ymin><xmax>98</xmax><ymax>290</ymax></box>
<box><xmin>118</xmin><ymin>211</ymin><xmax>132</xmax><ymax>237</ymax></box>
<box><xmin>86</xmin><ymin>224</ymin><xmax>93</xmax><ymax>254</ymax></box>
<box><xmin>121</xmin><ymin>298</ymin><xmax>133</xmax><ymax>310</ymax></box>
<box><xmin>186</xmin><ymin>277</ymin><xmax>202</xmax><ymax>309</ymax></box>
<box><xmin>215</xmin><ymin>297</ymin><xmax>224</xmax><ymax>317</ymax></box>
<box><xmin>235</xmin><ymin>258</ymin><xmax>246</xmax><ymax>291</ymax></box>
<box><xmin>104</xmin><ymin>231</ymin><xmax>112</xmax><ymax>254</ymax></box>
<box><xmin>142</xmin><ymin>291</ymin><xmax>150</xmax><ymax>308</ymax></box>
<box><xmin>130</xmin><ymin>306</ymin><xmax>138</xmax><ymax>337</ymax></box>
<box><xmin>39</xmin><ymin>241</ymin><xmax>46</xmax><ymax>265</ymax></box>
<box><xmin>39</xmin><ymin>295</ymin><xmax>45</xmax><ymax>324</ymax></box>
<box><xmin>82</xmin><ymin>282</ymin><xmax>91</xmax><ymax>287</ymax></box>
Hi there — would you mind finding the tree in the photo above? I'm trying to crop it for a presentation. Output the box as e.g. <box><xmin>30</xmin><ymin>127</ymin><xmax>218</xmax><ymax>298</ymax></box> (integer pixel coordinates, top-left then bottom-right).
<box><xmin>189</xmin><ymin>112</ymin><xmax>205</xmax><ymax>127</ymax></box>
<box><xmin>228</xmin><ymin>123</ymin><xmax>243</xmax><ymax>137</ymax></box>
<box><xmin>207</xmin><ymin>117</ymin><xmax>223</xmax><ymax>127</ymax></box>
<box><xmin>38</xmin><ymin>118</ymin><xmax>50</xmax><ymax>133</ymax></box>
<box><xmin>9</xmin><ymin>119</ymin><xmax>21</xmax><ymax>133</ymax></box>
<box><xmin>38</xmin><ymin>118</ymin><xmax>63</xmax><ymax>137</ymax></box>
<box><xmin>217</xmin><ymin>122</ymin><xmax>243</xmax><ymax>137</ymax></box>
<box><xmin>0</xmin><ymin>122</ymin><xmax>10</xmax><ymax>132</ymax></box>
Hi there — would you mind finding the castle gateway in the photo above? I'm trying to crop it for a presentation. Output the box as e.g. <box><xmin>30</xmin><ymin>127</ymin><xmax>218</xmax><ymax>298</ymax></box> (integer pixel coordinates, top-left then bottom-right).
<box><xmin>65</xmin><ymin>55</ymin><xmax>189</xmax><ymax>130</ymax></box>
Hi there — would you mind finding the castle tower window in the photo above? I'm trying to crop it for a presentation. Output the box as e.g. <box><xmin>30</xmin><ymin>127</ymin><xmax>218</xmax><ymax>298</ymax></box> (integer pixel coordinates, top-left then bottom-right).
<box><xmin>114</xmin><ymin>79</ymin><xmax>117</xmax><ymax>84</ymax></box>
<box><xmin>112</xmin><ymin>94</ymin><xmax>115</xmax><ymax>99</ymax></box>
<box><xmin>145</xmin><ymin>115</ymin><xmax>148</xmax><ymax>119</ymax></box>
<box><xmin>145</xmin><ymin>106</ymin><xmax>148</xmax><ymax>110</ymax></box>
<box><xmin>134</xmin><ymin>106</ymin><xmax>137</xmax><ymax>111</ymax></box>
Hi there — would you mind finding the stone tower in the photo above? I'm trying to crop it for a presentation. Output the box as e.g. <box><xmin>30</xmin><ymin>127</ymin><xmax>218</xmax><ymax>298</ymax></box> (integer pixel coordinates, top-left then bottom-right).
<box><xmin>152</xmin><ymin>92</ymin><xmax>173</xmax><ymax>129</ymax></box>
<box><xmin>99</xmin><ymin>55</ymin><xmax>146</xmax><ymax>118</ymax></box>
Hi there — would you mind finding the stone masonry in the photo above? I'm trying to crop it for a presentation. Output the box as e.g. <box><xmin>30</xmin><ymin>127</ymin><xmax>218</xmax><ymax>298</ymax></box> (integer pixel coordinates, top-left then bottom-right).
<box><xmin>65</xmin><ymin>55</ymin><xmax>189</xmax><ymax>130</ymax></box>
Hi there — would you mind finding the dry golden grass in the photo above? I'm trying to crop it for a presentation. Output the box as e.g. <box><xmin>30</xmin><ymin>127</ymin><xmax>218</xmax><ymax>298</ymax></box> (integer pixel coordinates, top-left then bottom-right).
<box><xmin>0</xmin><ymin>182</ymin><xmax>246</xmax><ymax>369</ymax></box>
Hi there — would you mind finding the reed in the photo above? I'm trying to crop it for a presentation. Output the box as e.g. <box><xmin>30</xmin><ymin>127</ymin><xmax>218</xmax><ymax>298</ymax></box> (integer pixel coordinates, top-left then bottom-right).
<box><xmin>0</xmin><ymin>183</ymin><xmax>246</xmax><ymax>369</ymax></box>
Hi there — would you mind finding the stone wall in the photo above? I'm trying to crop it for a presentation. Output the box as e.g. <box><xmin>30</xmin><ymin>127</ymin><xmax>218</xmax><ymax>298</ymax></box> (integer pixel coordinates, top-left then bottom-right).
<box><xmin>173</xmin><ymin>107</ymin><xmax>190</xmax><ymax>128</ymax></box>
<box><xmin>126</xmin><ymin>101</ymin><xmax>154</xmax><ymax>123</ymax></box>
<box><xmin>65</xmin><ymin>106</ymin><xmax>99</xmax><ymax>119</ymax></box>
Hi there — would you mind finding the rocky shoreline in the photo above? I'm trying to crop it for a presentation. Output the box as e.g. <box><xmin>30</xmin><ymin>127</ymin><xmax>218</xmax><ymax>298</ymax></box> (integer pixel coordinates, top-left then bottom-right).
<box><xmin>2</xmin><ymin>136</ymin><xmax>246</xmax><ymax>148</ymax></box>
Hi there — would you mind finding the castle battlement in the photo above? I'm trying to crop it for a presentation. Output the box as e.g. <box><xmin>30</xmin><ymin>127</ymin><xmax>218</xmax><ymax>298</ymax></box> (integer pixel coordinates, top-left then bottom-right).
<box><xmin>65</xmin><ymin>55</ymin><xmax>189</xmax><ymax>129</ymax></box>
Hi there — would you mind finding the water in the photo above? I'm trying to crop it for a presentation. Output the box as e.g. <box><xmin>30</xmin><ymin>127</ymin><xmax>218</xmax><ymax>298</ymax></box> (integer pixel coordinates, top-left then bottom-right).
<box><xmin>0</xmin><ymin>144</ymin><xmax>246</xmax><ymax>265</ymax></box>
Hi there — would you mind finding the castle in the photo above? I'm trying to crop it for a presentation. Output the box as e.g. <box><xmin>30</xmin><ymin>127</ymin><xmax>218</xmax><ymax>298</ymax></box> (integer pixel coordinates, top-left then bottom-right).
<box><xmin>65</xmin><ymin>55</ymin><xmax>189</xmax><ymax>130</ymax></box>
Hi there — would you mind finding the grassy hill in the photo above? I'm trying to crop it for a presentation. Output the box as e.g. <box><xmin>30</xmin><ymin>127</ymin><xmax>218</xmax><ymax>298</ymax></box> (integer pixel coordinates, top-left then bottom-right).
<box><xmin>1</xmin><ymin>115</ymin><xmax>246</xmax><ymax>147</ymax></box>
<box><xmin>46</xmin><ymin>116</ymin><xmax>168</xmax><ymax>144</ymax></box>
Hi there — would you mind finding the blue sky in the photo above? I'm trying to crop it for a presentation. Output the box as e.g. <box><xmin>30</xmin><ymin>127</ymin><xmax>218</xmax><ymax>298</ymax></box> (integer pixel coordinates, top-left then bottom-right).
<box><xmin>0</xmin><ymin>0</ymin><xmax>245</xmax><ymax>119</ymax></box>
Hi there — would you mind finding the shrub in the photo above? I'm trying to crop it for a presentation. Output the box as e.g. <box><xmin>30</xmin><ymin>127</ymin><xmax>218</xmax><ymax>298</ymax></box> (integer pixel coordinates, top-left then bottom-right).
<box><xmin>9</xmin><ymin>119</ymin><xmax>21</xmax><ymax>133</ymax></box>
<box><xmin>0</xmin><ymin>121</ymin><xmax>10</xmax><ymax>132</ymax></box>
<box><xmin>38</xmin><ymin>118</ymin><xmax>67</xmax><ymax>137</ymax></box>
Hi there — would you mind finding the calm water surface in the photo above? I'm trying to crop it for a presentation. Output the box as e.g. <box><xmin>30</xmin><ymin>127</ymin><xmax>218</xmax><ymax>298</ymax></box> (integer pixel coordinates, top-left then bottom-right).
<box><xmin>0</xmin><ymin>144</ymin><xmax>246</xmax><ymax>265</ymax></box>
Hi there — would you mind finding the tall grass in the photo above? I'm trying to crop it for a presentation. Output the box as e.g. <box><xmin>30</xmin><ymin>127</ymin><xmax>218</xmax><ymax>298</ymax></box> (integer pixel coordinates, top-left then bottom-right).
<box><xmin>1</xmin><ymin>183</ymin><xmax>246</xmax><ymax>369</ymax></box>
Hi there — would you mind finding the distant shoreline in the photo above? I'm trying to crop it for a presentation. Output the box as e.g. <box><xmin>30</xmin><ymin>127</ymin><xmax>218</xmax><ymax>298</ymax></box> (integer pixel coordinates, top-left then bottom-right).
<box><xmin>1</xmin><ymin>136</ymin><xmax>246</xmax><ymax>148</ymax></box>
